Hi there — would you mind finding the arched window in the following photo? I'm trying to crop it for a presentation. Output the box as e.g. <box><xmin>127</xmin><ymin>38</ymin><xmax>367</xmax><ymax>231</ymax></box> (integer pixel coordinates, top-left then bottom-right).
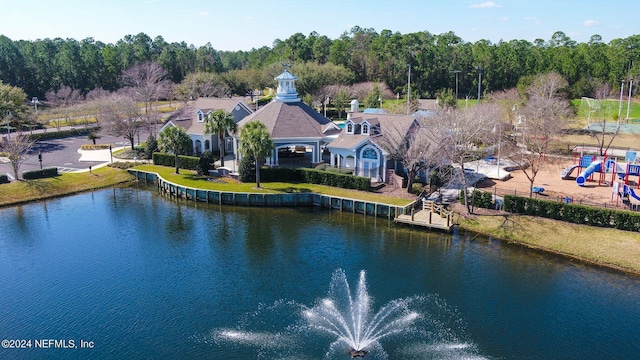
<box><xmin>346</xmin><ymin>123</ymin><xmax>353</xmax><ymax>134</ymax></box>
<box><xmin>362</xmin><ymin>147</ymin><xmax>377</xmax><ymax>159</ymax></box>
<box><xmin>362</xmin><ymin>124</ymin><xmax>369</xmax><ymax>135</ymax></box>
<box><xmin>204</xmin><ymin>140</ymin><xmax>210</xmax><ymax>150</ymax></box>
<box><xmin>197</xmin><ymin>111</ymin><xmax>204</xmax><ymax>122</ymax></box>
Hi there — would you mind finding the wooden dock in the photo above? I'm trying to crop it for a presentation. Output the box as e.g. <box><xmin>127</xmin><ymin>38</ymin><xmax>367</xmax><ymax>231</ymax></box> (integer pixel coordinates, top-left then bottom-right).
<box><xmin>394</xmin><ymin>200</ymin><xmax>455</xmax><ymax>231</ymax></box>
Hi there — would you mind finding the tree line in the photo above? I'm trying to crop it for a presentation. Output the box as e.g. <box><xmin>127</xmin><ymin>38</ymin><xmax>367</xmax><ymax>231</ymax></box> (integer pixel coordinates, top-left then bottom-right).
<box><xmin>1</xmin><ymin>27</ymin><xmax>639</xmax><ymax>102</ymax></box>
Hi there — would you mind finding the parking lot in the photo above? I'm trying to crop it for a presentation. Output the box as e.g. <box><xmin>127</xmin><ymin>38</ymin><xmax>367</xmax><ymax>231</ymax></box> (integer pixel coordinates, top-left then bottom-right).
<box><xmin>0</xmin><ymin>128</ymin><xmax>149</xmax><ymax>179</ymax></box>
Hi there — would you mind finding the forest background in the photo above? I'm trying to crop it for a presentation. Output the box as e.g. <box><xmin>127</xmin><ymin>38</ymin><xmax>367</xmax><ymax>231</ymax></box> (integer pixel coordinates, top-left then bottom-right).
<box><xmin>1</xmin><ymin>27</ymin><xmax>639</xmax><ymax>105</ymax></box>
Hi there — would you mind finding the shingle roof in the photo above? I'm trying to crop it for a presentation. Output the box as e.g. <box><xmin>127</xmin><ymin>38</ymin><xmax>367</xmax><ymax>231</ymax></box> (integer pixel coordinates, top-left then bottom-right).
<box><xmin>167</xmin><ymin>97</ymin><xmax>252</xmax><ymax>135</ymax></box>
<box><xmin>237</xmin><ymin>101</ymin><xmax>340</xmax><ymax>139</ymax></box>
<box><xmin>327</xmin><ymin>113</ymin><xmax>418</xmax><ymax>151</ymax></box>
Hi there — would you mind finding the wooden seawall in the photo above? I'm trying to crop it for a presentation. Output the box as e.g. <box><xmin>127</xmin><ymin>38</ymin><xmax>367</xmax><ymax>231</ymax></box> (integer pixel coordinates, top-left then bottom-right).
<box><xmin>128</xmin><ymin>170</ymin><xmax>417</xmax><ymax>220</ymax></box>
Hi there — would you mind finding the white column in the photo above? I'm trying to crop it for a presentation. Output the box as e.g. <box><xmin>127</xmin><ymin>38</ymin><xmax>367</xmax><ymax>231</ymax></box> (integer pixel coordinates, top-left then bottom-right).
<box><xmin>382</xmin><ymin>156</ymin><xmax>387</xmax><ymax>183</ymax></box>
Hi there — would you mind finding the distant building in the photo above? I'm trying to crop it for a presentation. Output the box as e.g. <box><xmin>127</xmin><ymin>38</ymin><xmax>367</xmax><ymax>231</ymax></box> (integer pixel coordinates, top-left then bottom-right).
<box><xmin>160</xmin><ymin>97</ymin><xmax>253</xmax><ymax>155</ymax></box>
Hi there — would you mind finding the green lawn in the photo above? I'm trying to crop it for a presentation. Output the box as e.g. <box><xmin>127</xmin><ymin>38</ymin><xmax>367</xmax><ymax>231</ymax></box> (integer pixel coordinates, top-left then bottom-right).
<box><xmin>133</xmin><ymin>164</ymin><xmax>414</xmax><ymax>206</ymax></box>
<box><xmin>459</xmin><ymin>212</ymin><xmax>640</xmax><ymax>275</ymax></box>
<box><xmin>0</xmin><ymin>166</ymin><xmax>135</xmax><ymax>207</ymax></box>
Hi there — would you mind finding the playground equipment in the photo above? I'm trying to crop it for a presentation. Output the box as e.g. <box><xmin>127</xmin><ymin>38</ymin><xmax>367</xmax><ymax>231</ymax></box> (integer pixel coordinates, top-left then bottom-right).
<box><xmin>568</xmin><ymin>149</ymin><xmax>640</xmax><ymax>188</ymax></box>
<box><xmin>576</xmin><ymin>159</ymin><xmax>601</xmax><ymax>186</ymax></box>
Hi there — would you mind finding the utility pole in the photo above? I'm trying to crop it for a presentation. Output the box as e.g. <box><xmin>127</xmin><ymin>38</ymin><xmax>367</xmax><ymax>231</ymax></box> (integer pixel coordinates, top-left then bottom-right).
<box><xmin>618</xmin><ymin>80</ymin><xmax>625</xmax><ymax>120</ymax></box>
<box><xmin>475</xmin><ymin>66</ymin><xmax>483</xmax><ymax>104</ymax></box>
<box><xmin>627</xmin><ymin>80</ymin><xmax>633</xmax><ymax>123</ymax></box>
<box><xmin>450</xmin><ymin>70</ymin><xmax>461</xmax><ymax>100</ymax></box>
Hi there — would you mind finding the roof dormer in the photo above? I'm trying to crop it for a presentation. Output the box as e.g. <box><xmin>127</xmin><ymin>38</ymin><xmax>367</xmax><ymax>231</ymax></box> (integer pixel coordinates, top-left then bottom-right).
<box><xmin>197</xmin><ymin>110</ymin><xmax>204</xmax><ymax>122</ymax></box>
<box><xmin>345</xmin><ymin>120</ymin><xmax>355</xmax><ymax>134</ymax></box>
<box><xmin>361</xmin><ymin>121</ymin><xmax>370</xmax><ymax>136</ymax></box>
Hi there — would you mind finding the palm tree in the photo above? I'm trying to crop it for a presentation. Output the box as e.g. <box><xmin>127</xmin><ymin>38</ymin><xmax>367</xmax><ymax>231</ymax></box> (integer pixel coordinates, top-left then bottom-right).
<box><xmin>204</xmin><ymin>110</ymin><xmax>237</xmax><ymax>167</ymax></box>
<box><xmin>239</xmin><ymin>121</ymin><xmax>274</xmax><ymax>188</ymax></box>
<box><xmin>158</xmin><ymin>126</ymin><xmax>191</xmax><ymax>174</ymax></box>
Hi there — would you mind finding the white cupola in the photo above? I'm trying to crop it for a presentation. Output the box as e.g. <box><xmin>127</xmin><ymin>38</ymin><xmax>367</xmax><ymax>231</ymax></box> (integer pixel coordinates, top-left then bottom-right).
<box><xmin>274</xmin><ymin>65</ymin><xmax>300</xmax><ymax>103</ymax></box>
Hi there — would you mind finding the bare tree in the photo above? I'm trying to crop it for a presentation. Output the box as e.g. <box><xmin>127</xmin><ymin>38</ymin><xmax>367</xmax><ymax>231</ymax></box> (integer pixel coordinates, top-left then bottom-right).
<box><xmin>504</xmin><ymin>72</ymin><xmax>572</xmax><ymax>197</ymax></box>
<box><xmin>97</xmin><ymin>92</ymin><xmax>143</xmax><ymax>149</ymax></box>
<box><xmin>422</xmin><ymin>103</ymin><xmax>503</xmax><ymax>214</ymax></box>
<box><xmin>586</xmin><ymin>83</ymin><xmax>621</xmax><ymax>156</ymax></box>
<box><xmin>376</xmin><ymin>121</ymin><xmax>439</xmax><ymax>193</ymax></box>
<box><xmin>120</xmin><ymin>61</ymin><xmax>170</xmax><ymax>136</ymax></box>
<box><xmin>487</xmin><ymin>88</ymin><xmax>522</xmax><ymax>129</ymax></box>
<box><xmin>173</xmin><ymin>71</ymin><xmax>229</xmax><ymax>103</ymax></box>
<box><xmin>45</xmin><ymin>85</ymin><xmax>83</xmax><ymax>130</ymax></box>
<box><xmin>0</xmin><ymin>134</ymin><xmax>34</xmax><ymax>180</ymax></box>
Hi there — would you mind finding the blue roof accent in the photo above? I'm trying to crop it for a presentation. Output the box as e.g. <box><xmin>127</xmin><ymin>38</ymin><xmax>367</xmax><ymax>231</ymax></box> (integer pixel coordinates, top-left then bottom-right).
<box><xmin>362</xmin><ymin>108</ymin><xmax>386</xmax><ymax>114</ymax></box>
<box><xmin>414</xmin><ymin>110</ymin><xmax>435</xmax><ymax>117</ymax></box>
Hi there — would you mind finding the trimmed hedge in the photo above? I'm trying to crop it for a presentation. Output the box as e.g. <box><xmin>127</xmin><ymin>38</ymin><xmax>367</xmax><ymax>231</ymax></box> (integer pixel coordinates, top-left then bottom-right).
<box><xmin>30</xmin><ymin>127</ymin><xmax>99</xmax><ymax>141</ymax></box>
<box><xmin>260</xmin><ymin>167</ymin><xmax>371</xmax><ymax>191</ymax></box>
<box><xmin>0</xmin><ymin>174</ymin><xmax>9</xmax><ymax>184</ymax></box>
<box><xmin>460</xmin><ymin>189</ymin><xmax>493</xmax><ymax>209</ymax></box>
<box><xmin>23</xmin><ymin>167</ymin><xmax>58</xmax><ymax>180</ymax></box>
<box><xmin>81</xmin><ymin>144</ymin><xmax>112</xmax><ymax>150</ymax></box>
<box><xmin>152</xmin><ymin>152</ymin><xmax>199</xmax><ymax>170</ymax></box>
<box><xmin>503</xmin><ymin>194</ymin><xmax>640</xmax><ymax>232</ymax></box>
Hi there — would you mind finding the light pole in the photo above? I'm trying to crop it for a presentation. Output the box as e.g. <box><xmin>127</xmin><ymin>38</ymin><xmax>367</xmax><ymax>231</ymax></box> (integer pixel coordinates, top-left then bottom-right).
<box><xmin>627</xmin><ymin>79</ymin><xmax>633</xmax><ymax>123</ymax></box>
<box><xmin>493</xmin><ymin>122</ymin><xmax>502</xmax><ymax>178</ymax></box>
<box><xmin>324</xmin><ymin>95</ymin><xmax>330</xmax><ymax>117</ymax></box>
<box><xmin>407</xmin><ymin>63</ymin><xmax>411</xmax><ymax>115</ymax></box>
<box><xmin>475</xmin><ymin>66</ymin><xmax>483</xmax><ymax>104</ymax></box>
<box><xmin>450</xmin><ymin>70</ymin><xmax>460</xmax><ymax>100</ymax></box>
<box><xmin>378</xmin><ymin>96</ymin><xmax>382</xmax><ymax>109</ymax></box>
<box><xmin>5</xmin><ymin>110</ymin><xmax>11</xmax><ymax>140</ymax></box>
<box><xmin>31</xmin><ymin>97</ymin><xmax>39</xmax><ymax>113</ymax></box>
<box><xmin>517</xmin><ymin>114</ymin><xmax>526</xmax><ymax>145</ymax></box>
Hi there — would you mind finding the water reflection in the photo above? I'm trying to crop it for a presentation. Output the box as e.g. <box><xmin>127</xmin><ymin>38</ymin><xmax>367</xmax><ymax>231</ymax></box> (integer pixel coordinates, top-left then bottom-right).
<box><xmin>0</xmin><ymin>186</ymin><xmax>639</xmax><ymax>359</ymax></box>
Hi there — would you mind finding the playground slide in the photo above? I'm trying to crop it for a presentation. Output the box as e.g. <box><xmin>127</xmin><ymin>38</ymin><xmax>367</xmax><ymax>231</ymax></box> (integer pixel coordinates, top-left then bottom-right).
<box><xmin>561</xmin><ymin>165</ymin><xmax>579</xmax><ymax>180</ymax></box>
<box><xmin>576</xmin><ymin>161</ymin><xmax>601</xmax><ymax>186</ymax></box>
<box><xmin>628</xmin><ymin>187</ymin><xmax>640</xmax><ymax>202</ymax></box>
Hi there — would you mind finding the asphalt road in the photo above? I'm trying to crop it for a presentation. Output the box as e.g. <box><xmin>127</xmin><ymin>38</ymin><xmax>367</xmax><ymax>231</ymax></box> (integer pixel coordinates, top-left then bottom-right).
<box><xmin>1</xmin><ymin>128</ymin><xmax>150</xmax><ymax>179</ymax></box>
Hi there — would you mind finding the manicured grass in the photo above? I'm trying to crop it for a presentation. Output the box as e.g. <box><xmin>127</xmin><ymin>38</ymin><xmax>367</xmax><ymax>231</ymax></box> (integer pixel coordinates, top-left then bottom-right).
<box><xmin>133</xmin><ymin>164</ymin><xmax>414</xmax><ymax>206</ymax></box>
<box><xmin>0</xmin><ymin>167</ymin><xmax>135</xmax><ymax>207</ymax></box>
<box><xmin>573</xmin><ymin>98</ymin><xmax>640</xmax><ymax>120</ymax></box>
<box><xmin>458</xmin><ymin>212</ymin><xmax>640</xmax><ymax>274</ymax></box>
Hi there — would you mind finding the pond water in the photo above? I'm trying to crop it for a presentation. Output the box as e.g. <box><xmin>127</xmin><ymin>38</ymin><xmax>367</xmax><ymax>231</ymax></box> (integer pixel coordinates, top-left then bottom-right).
<box><xmin>1</xmin><ymin>185</ymin><xmax>639</xmax><ymax>359</ymax></box>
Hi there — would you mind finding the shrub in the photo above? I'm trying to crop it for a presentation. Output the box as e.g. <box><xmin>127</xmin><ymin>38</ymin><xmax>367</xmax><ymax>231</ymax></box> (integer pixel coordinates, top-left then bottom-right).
<box><xmin>239</xmin><ymin>156</ymin><xmax>256</xmax><ymax>182</ymax></box>
<box><xmin>315</xmin><ymin>163</ymin><xmax>329</xmax><ymax>171</ymax></box>
<box><xmin>30</xmin><ymin>127</ymin><xmax>99</xmax><ymax>141</ymax></box>
<box><xmin>0</xmin><ymin>174</ymin><xmax>9</xmax><ymax>184</ymax></box>
<box><xmin>504</xmin><ymin>193</ymin><xmax>640</xmax><ymax>231</ymax></box>
<box><xmin>107</xmin><ymin>162</ymin><xmax>136</xmax><ymax>169</ymax></box>
<box><xmin>196</xmin><ymin>151</ymin><xmax>217</xmax><ymax>176</ymax></box>
<box><xmin>145</xmin><ymin>135</ymin><xmax>158</xmax><ymax>160</ymax></box>
<box><xmin>23</xmin><ymin>167</ymin><xmax>58</xmax><ymax>180</ymax></box>
<box><xmin>460</xmin><ymin>189</ymin><xmax>493</xmax><ymax>209</ymax></box>
<box><xmin>81</xmin><ymin>144</ymin><xmax>111</xmax><ymax>150</ymax></box>
<box><xmin>152</xmin><ymin>152</ymin><xmax>199</xmax><ymax>170</ymax></box>
<box><xmin>261</xmin><ymin>167</ymin><xmax>303</xmax><ymax>182</ymax></box>
<box><xmin>411</xmin><ymin>182</ymin><xmax>425</xmax><ymax>195</ymax></box>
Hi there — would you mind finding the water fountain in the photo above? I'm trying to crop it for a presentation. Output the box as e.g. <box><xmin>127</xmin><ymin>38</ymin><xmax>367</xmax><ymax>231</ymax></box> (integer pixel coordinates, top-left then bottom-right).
<box><xmin>302</xmin><ymin>269</ymin><xmax>422</xmax><ymax>357</ymax></box>
<box><xmin>211</xmin><ymin>269</ymin><xmax>481</xmax><ymax>359</ymax></box>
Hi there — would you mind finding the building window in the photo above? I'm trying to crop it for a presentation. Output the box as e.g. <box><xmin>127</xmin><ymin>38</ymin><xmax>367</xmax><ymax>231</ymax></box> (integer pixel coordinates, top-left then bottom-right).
<box><xmin>362</xmin><ymin>147</ymin><xmax>377</xmax><ymax>159</ymax></box>
<box><xmin>346</xmin><ymin>122</ymin><xmax>353</xmax><ymax>134</ymax></box>
<box><xmin>205</xmin><ymin>140</ymin><xmax>210</xmax><ymax>150</ymax></box>
<box><xmin>362</xmin><ymin>124</ymin><xmax>369</xmax><ymax>135</ymax></box>
<box><xmin>197</xmin><ymin>111</ymin><xmax>204</xmax><ymax>122</ymax></box>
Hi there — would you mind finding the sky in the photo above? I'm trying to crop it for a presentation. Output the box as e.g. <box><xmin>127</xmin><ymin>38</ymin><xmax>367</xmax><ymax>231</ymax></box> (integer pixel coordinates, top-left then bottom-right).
<box><xmin>0</xmin><ymin>0</ymin><xmax>637</xmax><ymax>51</ymax></box>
